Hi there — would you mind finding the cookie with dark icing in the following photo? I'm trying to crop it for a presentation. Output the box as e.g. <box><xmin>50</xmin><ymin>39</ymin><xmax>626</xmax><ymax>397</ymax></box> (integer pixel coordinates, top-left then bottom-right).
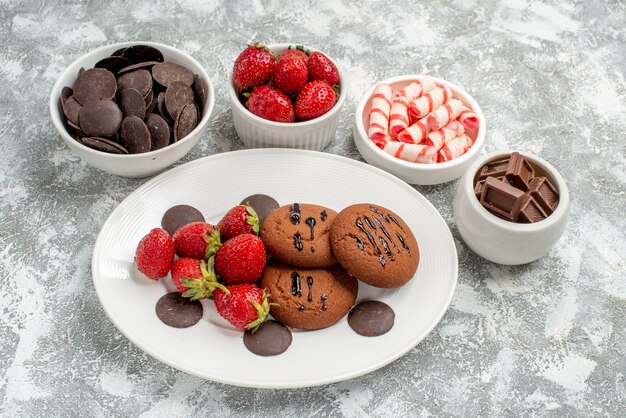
<box><xmin>330</xmin><ymin>203</ymin><xmax>419</xmax><ymax>288</ymax></box>
<box><xmin>260</xmin><ymin>203</ymin><xmax>337</xmax><ymax>268</ymax></box>
<box><xmin>260</xmin><ymin>261</ymin><xmax>358</xmax><ymax>330</ymax></box>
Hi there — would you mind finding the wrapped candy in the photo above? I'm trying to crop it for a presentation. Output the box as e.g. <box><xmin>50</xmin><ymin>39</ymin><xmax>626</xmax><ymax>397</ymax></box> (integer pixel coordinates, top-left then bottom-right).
<box><xmin>367</xmin><ymin>84</ymin><xmax>393</xmax><ymax>141</ymax></box>
<box><xmin>389</xmin><ymin>95</ymin><xmax>410</xmax><ymax>139</ymax></box>
<box><xmin>424</xmin><ymin>120</ymin><xmax>465</xmax><ymax>150</ymax></box>
<box><xmin>458</xmin><ymin>105</ymin><xmax>480</xmax><ymax>129</ymax></box>
<box><xmin>394</xmin><ymin>77</ymin><xmax>436</xmax><ymax>101</ymax></box>
<box><xmin>397</xmin><ymin>117</ymin><xmax>430</xmax><ymax>144</ymax></box>
<box><xmin>408</xmin><ymin>85</ymin><xmax>452</xmax><ymax>119</ymax></box>
<box><xmin>425</xmin><ymin>99</ymin><xmax>463</xmax><ymax>131</ymax></box>
<box><xmin>438</xmin><ymin>133</ymin><xmax>473</xmax><ymax>162</ymax></box>
<box><xmin>383</xmin><ymin>141</ymin><xmax>438</xmax><ymax>164</ymax></box>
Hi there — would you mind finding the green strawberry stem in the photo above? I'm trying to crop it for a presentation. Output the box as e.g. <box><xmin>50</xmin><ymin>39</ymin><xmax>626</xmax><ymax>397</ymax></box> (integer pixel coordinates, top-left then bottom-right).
<box><xmin>244</xmin><ymin>203</ymin><xmax>260</xmax><ymax>235</ymax></box>
<box><xmin>181</xmin><ymin>258</ymin><xmax>230</xmax><ymax>300</ymax></box>
<box><xmin>245</xmin><ymin>290</ymin><xmax>271</xmax><ymax>333</ymax></box>
<box><xmin>295</xmin><ymin>45</ymin><xmax>310</xmax><ymax>56</ymax></box>
<box><xmin>203</xmin><ymin>229</ymin><xmax>222</xmax><ymax>260</ymax></box>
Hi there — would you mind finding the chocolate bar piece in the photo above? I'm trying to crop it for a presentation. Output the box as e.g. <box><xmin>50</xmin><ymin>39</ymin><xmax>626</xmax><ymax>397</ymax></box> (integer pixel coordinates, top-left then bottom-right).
<box><xmin>480</xmin><ymin>177</ymin><xmax>525</xmax><ymax>221</ymax></box>
<box><xmin>518</xmin><ymin>194</ymin><xmax>548</xmax><ymax>223</ymax></box>
<box><xmin>505</xmin><ymin>152</ymin><xmax>535</xmax><ymax>191</ymax></box>
<box><xmin>478</xmin><ymin>157</ymin><xmax>510</xmax><ymax>180</ymax></box>
<box><xmin>528</xmin><ymin>177</ymin><xmax>559</xmax><ymax>215</ymax></box>
<box><xmin>475</xmin><ymin>176</ymin><xmax>510</xmax><ymax>199</ymax></box>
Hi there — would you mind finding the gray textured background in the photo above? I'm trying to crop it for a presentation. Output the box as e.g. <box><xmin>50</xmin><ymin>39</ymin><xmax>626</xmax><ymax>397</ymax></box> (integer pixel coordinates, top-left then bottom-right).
<box><xmin>1</xmin><ymin>0</ymin><xmax>625</xmax><ymax>416</ymax></box>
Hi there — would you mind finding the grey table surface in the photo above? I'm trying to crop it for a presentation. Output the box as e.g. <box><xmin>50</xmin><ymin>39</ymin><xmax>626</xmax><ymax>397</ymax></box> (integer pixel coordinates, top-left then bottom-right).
<box><xmin>1</xmin><ymin>0</ymin><xmax>625</xmax><ymax>417</ymax></box>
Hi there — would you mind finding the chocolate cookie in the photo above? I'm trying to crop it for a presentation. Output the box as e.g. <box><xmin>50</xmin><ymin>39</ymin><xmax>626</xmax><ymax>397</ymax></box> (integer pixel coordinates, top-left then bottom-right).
<box><xmin>330</xmin><ymin>204</ymin><xmax>419</xmax><ymax>288</ymax></box>
<box><xmin>260</xmin><ymin>203</ymin><xmax>337</xmax><ymax>268</ymax></box>
<box><xmin>260</xmin><ymin>261</ymin><xmax>358</xmax><ymax>330</ymax></box>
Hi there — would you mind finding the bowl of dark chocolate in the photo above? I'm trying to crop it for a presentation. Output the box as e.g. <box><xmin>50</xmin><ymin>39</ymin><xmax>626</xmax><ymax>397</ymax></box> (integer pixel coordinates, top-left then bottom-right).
<box><xmin>454</xmin><ymin>151</ymin><xmax>569</xmax><ymax>265</ymax></box>
<box><xmin>49</xmin><ymin>42</ymin><xmax>214</xmax><ymax>178</ymax></box>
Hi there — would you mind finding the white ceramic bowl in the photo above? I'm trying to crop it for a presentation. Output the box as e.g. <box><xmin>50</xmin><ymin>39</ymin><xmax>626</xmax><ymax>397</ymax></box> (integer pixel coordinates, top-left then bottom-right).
<box><xmin>228</xmin><ymin>43</ymin><xmax>346</xmax><ymax>150</ymax></box>
<box><xmin>354</xmin><ymin>75</ymin><xmax>486</xmax><ymax>185</ymax></box>
<box><xmin>49</xmin><ymin>41</ymin><xmax>215</xmax><ymax>178</ymax></box>
<box><xmin>454</xmin><ymin>151</ymin><xmax>570</xmax><ymax>265</ymax></box>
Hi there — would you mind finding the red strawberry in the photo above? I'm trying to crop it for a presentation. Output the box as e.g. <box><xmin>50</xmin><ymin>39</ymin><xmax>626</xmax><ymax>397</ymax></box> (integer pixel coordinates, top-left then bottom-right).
<box><xmin>172</xmin><ymin>222</ymin><xmax>218</xmax><ymax>260</ymax></box>
<box><xmin>279</xmin><ymin>45</ymin><xmax>310</xmax><ymax>64</ymax></box>
<box><xmin>218</xmin><ymin>204</ymin><xmax>259</xmax><ymax>241</ymax></box>
<box><xmin>295</xmin><ymin>80</ymin><xmax>337</xmax><ymax>121</ymax></box>
<box><xmin>273</xmin><ymin>56</ymin><xmax>308</xmax><ymax>94</ymax></box>
<box><xmin>215</xmin><ymin>233</ymin><xmax>266</xmax><ymax>285</ymax></box>
<box><xmin>308</xmin><ymin>52</ymin><xmax>339</xmax><ymax>85</ymax></box>
<box><xmin>177</xmin><ymin>257</ymin><xmax>228</xmax><ymax>300</ymax></box>
<box><xmin>135</xmin><ymin>228</ymin><xmax>175</xmax><ymax>280</ymax></box>
<box><xmin>246</xmin><ymin>85</ymin><xmax>295</xmax><ymax>123</ymax></box>
<box><xmin>233</xmin><ymin>43</ymin><xmax>276</xmax><ymax>91</ymax></box>
<box><xmin>213</xmin><ymin>284</ymin><xmax>271</xmax><ymax>331</ymax></box>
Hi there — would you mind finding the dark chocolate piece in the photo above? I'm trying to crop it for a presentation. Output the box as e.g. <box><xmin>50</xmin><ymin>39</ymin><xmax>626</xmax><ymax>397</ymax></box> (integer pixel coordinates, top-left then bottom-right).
<box><xmin>66</xmin><ymin>120</ymin><xmax>85</xmax><ymax>137</ymax></box>
<box><xmin>165</xmin><ymin>81</ymin><xmax>195</xmax><ymax>120</ymax></box>
<box><xmin>152</xmin><ymin>62</ymin><xmax>194</xmax><ymax>87</ymax></box>
<box><xmin>61</xmin><ymin>86</ymin><xmax>73</xmax><ymax>105</ymax></box>
<box><xmin>78</xmin><ymin>99</ymin><xmax>122</xmax><ymax>138</ymax></box>
<box><xmin>243</xmin><ymin>320</ymin><xmax>292</xmax><ymax>356</ymax></box>
<box><xmin>145</xmin><ymin>113</ymin><xmax>170</xmax><ymax>151</ymax></box>
<box><xmin>239</xmin><ymin>194</ymin><xmax>279</xmax><ymax>223</ymax></box>
<box><xmin>528</xmin><ymin>177</ymin><xmax>559</xmax><ymax>214</ymax></box>
<box><xmin>157</xmin><ymin>92</ymin><xmax>173</xmax><ymax>124</ymax></box>
<box><xmin>505</xmin><ymin>152</ymin><xmax>535</xmax><ymax>191</ymax></box>
<box><xmin>478</xmin><ymin>157</ymin><xmax>509</xmax><ymax>180</ymax></box>
<box><xmin>117</xmin><ymin>61</ymin><xmax>159</xmax><ymax>75</ymax></box>
<box><xmin>120</xmin><ymin>116</ymin><xmax>151</xmax><ymax>154</ymax></box>
<box><xmin>155</xmin><ymin>292</ymin><xmax>203</xmax><ymax>328</ymax></box>
<box><xmin>62</xmin><ymin>95</ymin><xmax>82</xmax><ymax>125</ymax></box>
<box><xmin>122</xmin><ymin>45</ymin><xmax>164</xmax><ymax>64</ymax></box>
<box><xmin>95</xmin><ymin>56</ymin><xmax>133</xmax><ymax>75</ymax></box>
<box><xmin>81</xmin><ymin>137</ymin><xmax>128</xmax><ymax>154</ymax></box>
<box><xmin>117</xmin><ymin>88</ymin><xmax>146</xmax><ymax>119</ymax></box>
<box><xmin>518</xmin><ymin>194</ymin><xmax>548</xmax><ymax>223</ymax></box>
<box><xmin>192</xmin><ymin>74</ymin><xmax>207</xmax><ymax>115</ymax></box>
<box><xmin>73</xmin><ymin>68</ymin><xmax>117</xmax><ymax>105</ymax></box>
<box><xmin>161</xmin><ymin>204</ymin><xmax>205</xmax><ymax>235</ymax></box>
<box><xmin>111</xmin><ymin>47</ymin><xmax>127</xmax><ymax>57</ymax></box>
<box><xmin>480</xmin><ymin>177</ymin><xmax>525</xmax><ymax>221</ymax></box>
<box><xmin>174</xmin><ymin>102</ymin><xmax>198</xmax><ymax>142</ymax></box>
<box><xmin>348</xmin><ymin>301</ymin><xmax>395</xmax><ymax>337</ymax></box>
<box><xmin>117</xmin><ymin>69</ymin><xmax>153</xmax><ymax>97</ymax></box>
<box><xmin>143</xmin><ymin>89</ymin><xmax>154</xmax><ymax>109</ymax></box>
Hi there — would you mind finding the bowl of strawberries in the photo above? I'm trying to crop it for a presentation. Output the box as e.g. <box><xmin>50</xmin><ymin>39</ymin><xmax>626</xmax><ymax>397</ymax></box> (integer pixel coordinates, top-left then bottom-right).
<box><xmin>228</xmin><ymin>43</ymin><xmax>346</xmax><ymax>151</ymax></box>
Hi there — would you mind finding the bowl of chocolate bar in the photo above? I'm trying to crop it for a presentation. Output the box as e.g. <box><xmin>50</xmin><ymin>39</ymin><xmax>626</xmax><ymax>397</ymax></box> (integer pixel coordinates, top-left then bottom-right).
<box><xmin>50</xmin><ymin>41</ymin><xmax>214</xmax><ymax>178</ymax></box>
<box><xmin>354</xmin><ymin>75</ymin><xmax>486</xmax><ymax>185</ymax></box>
<box><xmin>454</xmin><ymin>151</ymin><xmax>570</xmax><ymax>265</ymax></box>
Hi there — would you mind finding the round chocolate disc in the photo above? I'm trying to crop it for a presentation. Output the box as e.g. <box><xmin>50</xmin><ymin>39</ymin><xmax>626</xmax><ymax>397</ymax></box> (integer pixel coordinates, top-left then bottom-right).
<box><xmin>243</xmin><ymin>320</ymin><xmax>292</xmax><ymax>356</ymax></box>
<box><xmin>81</xmin><ymin>137</ymin><xmax>129</xmax><ymax>154</ymax></box>
<box><xmin>61</xmin><ymin>86</ymin><xmax>73</xmax><ymax>105</ymax></box>
<box><xmin>348</xmin><ymin>301</ymin><xmax>395</xmax><ymax>337</ymax></box>
<box><xmin>67</xmin><ymin>120</ymin><xmax>85</xmax><ymax>137</ymax></box>
<box><xmin>146</xmin><ymin>113</ymin><xmax>170</xmax><ymax>151</ymax></box>
<box><xmin>152</xmin><ymin>62</ymin><xmax>194</xmax><ymax>87</ymax></box>
<box><xmin>165</xmin><ymin>81</ymin><xmax>194</xmax><ymax>120</ymax></box>
<box><xmin>174</xmin><ymin>103</ymin><xmax>198</xmax><ymax>142</ymax></box>
<box><xmin>155</xmin><ymin>292</ymin><xmax>203</xmax><ymax>328</ymax></box>
<box><xmin>161</xmin><ymin>204</ymin><xmax>205</xmax><ymax>235</ymax></box>
<box><xmin>73</xmin><ymin>68</ymin><xmax>117</xmax><ymax>105</ymax></box>
<box><xmin>122</xmin><ymin>45</ymin><xmax>164</xmax><ymax>64</ymax></box>
<box><xmin>117</xmin><ymin>88</ymin><xmax>146</xmax><ymax>119</ymax></box>
<box><xmin>111</xmin><ymin>47</ymin><xmax>127</xmax><ymax>57</ymax></box>
<box><xmin>78</xmin><ymin>99</ymin><xmax>122</xmax><ymax>138</ymax></box>
<box><xmin>240</xmin><ymin>194</ymin><xmax>279</xmax><ymax>224</ymax></box>
<box><xmin>62</xmin><ymin>95</ymin><xmax>82</xmax><ymax>125</ymax></box>
<box><xmin>95</xmin><ymin>56</ymin><xmax>133</xmax><ymax>75</ymax></box>
<box><xmin>120</xmin><ymin>116</ymin><xmax>151</xmax><ymax>154</ymax></box>
<box><xmin>118</xmin><ymin>61</ymin><xmax>159</xmax><ymax>75</ymax></box>
<box><xmin>157</xmin><ymin>92</ymin><xmax>173</xmax><ymax>124</ymax></box>
<box><xmin>146</xmin><ymin>91</ymin><xmax>158</xmax><ymax>114</ymax></box>
<box><xmin>117</xmin><ymin>69</ymin><xmax>152</xmax><ymax>97</ymax></box>
<box><xmin>192</xmin><ymin>74</ymin><xmax>207</xmax><ymax>114</ymax></box>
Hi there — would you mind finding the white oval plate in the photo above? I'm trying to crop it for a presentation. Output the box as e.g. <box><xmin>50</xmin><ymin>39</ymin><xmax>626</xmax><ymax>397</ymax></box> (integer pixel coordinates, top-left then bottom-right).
<box><xmin>92</xmin><ymin>149</ymin><xmax>458</xmax><ymax>388</ymax></box>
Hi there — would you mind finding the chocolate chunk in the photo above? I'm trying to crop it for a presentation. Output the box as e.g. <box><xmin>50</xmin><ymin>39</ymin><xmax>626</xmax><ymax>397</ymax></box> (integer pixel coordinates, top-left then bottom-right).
<box><xmin>61</xmin><ymin>86</ymin><xmax>73</xmax><ymax>105</ymax></box>
<box><xmin>165</xmin><ymin>81</ymin><xmax>195</xmax><ymax>120</ymax></box>
<box><xmin>117</xmin><ymin>69</ymin><xmax>153</xmax><ymax>97</ymax></box>
<box><xmin>478</xmin><ymin>157</ymin><xmax>509</xmax><ymax>180</ymax></box>
<box><xmin>192</xmin><ymin>74</ymin><xmax>207</xmax><ymax>115</ymax></box>
<box><xmin>240</xmin><ymin>194</ymin><xmax>279</xmax><ymax>224</ymax></box>
<box><xmin>152</xmin><ymin>62</ymin><xmax>194</xmax><ymax>87</ymax></box>
<box><xmin>505</xmin><ymin>152</ymin><xmax>535</xmax><ymax>191</ymax></box>
<box><xmin>62</xmin><ymin>95</ymin><xmax>82</xmax><ymax>125</ymax></box>
<box><xmin>78</xmin><ymin>99</ymin><xmax>122</xmax><ymax>138</ymax></box>
<box><xmin>117</xmin><ymin>61</ymin><xmax>159</xmax><ymax>75</ymax></box>
<box><xmin>155</xmin><ymin>292</ymin><xmax>203</xmax><ymax>328</ymax></box>
<box><xmin>117</xmin><ymin>88</ymin><xmax>146</xmax><ymax>119</ymax></box>
<box><xmin>73</xmin><ymin>68</ymin><xmax>117</xmax><ymax>105</ymax></box>
<box><xmin>156</xmin><ymin>92</ymin><xmax>173</xmax><ymax>124</ymax></box>
<box><xmin>78</xmin><ymin>67</ymin><xmax>85</xmax><ymax>77</ymax></box>
<box><xmin>120</xmin><ymin>116</ymin><xmax>151</xmax><ymax>153</ymax></box>
<box><xmin>67</xmin><ymin>120</ymin><xmax>85</xmax><ymax>137</ymax></box>
<box><xmin>480</xmin><ymin>177</ymin><xmax>525</xmax><ymax>221</ymax></box>
<box><xmin>143</xmin><ymin>89</ymin><xmax>154</xmax><ymax>109</ymax></box>
<box><xmin>243</xmin><ymin>320</ymin><xmax>292</xmax><ymax>356</ymax></box>
<box><xmin>81</xmin><ymin>137</ymin><xmax>129</xmax><ymax>154</ymax></box>
<box><xmin>95</xmin><ymin>56</ymin><xmax>133</xmax><ymax>75</ymax></box>
<box><xmin>111</xmin><ymin>47</ymin><xmax>127</xmax><ymax>57</ymax></box>
<box><xmin>145</xmin><ymin>113</ymin><xmax>170</xmax><ymax>150</ymax></box>
<box><xmin>528</xmin><ymin>177</ymin><xmax>559</xmax><ymax>214</ymax></box>
<box><xmin>518</xmin><ymin>194</ymin><xmax>548</xmax><ymax>223</ymax></box>
<box><xmin>161</xmin><ymin>205</ymin><xmax>205</xmax><ymax>235</ymax></box>
<box><xmin>122</xmin><ymin>45</ymin><xmax>164</xmax><ymax>64</ymax></box>
<box><xmin>146</xmin><ymin>91</ymin><xmax>158</xmax><ymax>114</ymax></box>
<box><xmin>174</xmin><ymin>103</ymin><xmax>198</xmax><ymax>142</ymax></box>
<box><xmin>348</xmin><ymin>301</ymin><xmax>395</xmax><ymax>337</ymax></box>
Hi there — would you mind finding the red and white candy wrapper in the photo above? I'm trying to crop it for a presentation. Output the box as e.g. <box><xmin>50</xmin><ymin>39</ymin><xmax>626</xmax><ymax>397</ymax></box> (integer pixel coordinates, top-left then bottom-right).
<box><xmin>368</xmin><ymin>84</ymin><xmax>393</xmax><ymax>141</ymax></box>
<box><xmin>438</xmin><ymin>133</ymin><xmax>473</xmax><ymax>162</ymax></box>
<box><xmin>458</xmin><ymin>105</ymin><xmax>480</xmax><ymax>129</ymax></box>
<box><xmin>371</xmin><ymin>134</ymin><xmax>391</xmax><ymax>149</ymax></box>
<box><xmin>409</xmin><ymin>85</ymin><xmax>453</xmax><ymax>119</ymax></box>
<box><xmin>425</xmin><ymin>99</ymin><xmax>463</xmax><ymax>131</ymax></box>
<box><xmin>398</xmin><ymin>117</ymin><xmax>429</xmax><ymax>144</ymax></box>
<box><xmin>394</xmin><ymin>77</ymin><xmax>436</xmax><ymax>101</ymax></box>
<box><xmin>389</xmin><ymin>95</ymin><xmax>410</xmax><ymax>139</ymax></box>
<box><xmin>424</xmin><ymin>120</ymin><xmax>465</xmax><ymax>150</ymax></box>
<box><xmin>384</xmin><ymin>141</ymin><xmax>438</xmax><ymax>163</ymax></box>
